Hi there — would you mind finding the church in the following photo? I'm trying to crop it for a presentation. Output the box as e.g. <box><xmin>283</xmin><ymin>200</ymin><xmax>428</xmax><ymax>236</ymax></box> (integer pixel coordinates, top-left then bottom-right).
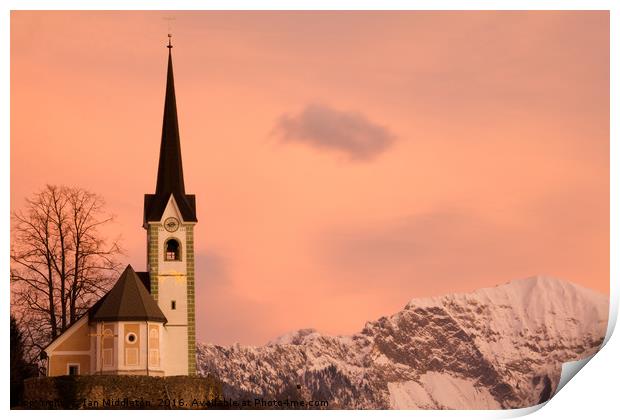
<box><xmin>42</xmin><ymin>38</ymin><xmax>197</xmax><ymax>377</ymax></box>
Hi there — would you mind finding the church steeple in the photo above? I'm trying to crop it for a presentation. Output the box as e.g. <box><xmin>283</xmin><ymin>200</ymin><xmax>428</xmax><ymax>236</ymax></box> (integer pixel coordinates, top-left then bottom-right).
<box><xmin>144</xmin><ymin>37</ymin><xmax>198</xmax><ymax>376</ymax></box>
<box><xmin>155</xmin><ymin>37</ymin><xmax>185</xmax><ymax>196</ymax></box>
<box><xmin>144</xmin><ymin>36</ymin><xmax>197</xmax><ymax>225</ymax></box>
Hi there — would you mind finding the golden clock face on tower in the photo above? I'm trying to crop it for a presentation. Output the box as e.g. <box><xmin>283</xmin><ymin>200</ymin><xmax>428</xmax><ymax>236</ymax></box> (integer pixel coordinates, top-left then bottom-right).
<box><xmin>164</xmin><ymin>217</ymin><xmax>180</xmax><ymax>232</ymax></box>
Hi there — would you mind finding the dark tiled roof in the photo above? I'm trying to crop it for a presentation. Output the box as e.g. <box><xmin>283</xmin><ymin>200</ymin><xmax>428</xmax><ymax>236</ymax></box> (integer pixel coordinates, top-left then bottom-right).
<box><xmin>136</xmin><ymin>271</ymin><xmax>151</xmax><ymax>293</ymax></box>
<box><xmin>89</xmin><ymin>265</ymin><xmax>167</xmax><ymax>323</ymax></box>
<box><xmin>144</xmin><ymin>192</ymin><xmax>196</xmax><ymax>224</ymax></box>
<box><xmin>144</xmin><ymin>49</ymin><xmax>197</xmax><ymax>224</ymax></box>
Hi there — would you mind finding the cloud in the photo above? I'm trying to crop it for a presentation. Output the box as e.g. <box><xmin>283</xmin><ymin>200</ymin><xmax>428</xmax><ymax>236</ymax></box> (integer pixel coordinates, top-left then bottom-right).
<box><xmin>275</xmin><ymin>103</ymin><xmax>396</xmax><ymax>161</ymax></box>
<box><xmin>317</xmin><ymin>185</ymin><xmax>609</xmax><ymax>297</ymax></box>
<box><xmin>194</xmin><ymin>252</ymin><xmax>277</xmax><ymax>345</ymax></box>
<box><xmin>319</xmin><ymin>210</ymin><xmax>512</xmax><ymax>285</ymax></box>
<box><xmin>317</xmin><ymin>209</ymin><xmax>534</xmax><ymax>294</ymax></box>
<box><xmin>196</xmin><ymin>252</ymin><xmax>229</xmax><ymax>284</ymax></box>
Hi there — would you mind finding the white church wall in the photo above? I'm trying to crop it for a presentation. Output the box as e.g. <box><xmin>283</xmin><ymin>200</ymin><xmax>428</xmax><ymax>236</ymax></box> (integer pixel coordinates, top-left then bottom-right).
<box><xmin>157</xmin><ymin>195</ymin><xmax>188</xmax><ymax>274</ymax></box>
<box><xmin>95</xmin><ymin>322</ymin><xmax>119</xmax><ymax>374</ymax></box>
<box><xmin>158</xmin><ymin>274</ymin><xmax>188</xmax><ymax>326</ymax></box>
<box><xmin>163</xmin><ymin>325</ymin><xmax>189</xmax><ymax>376</ymax></box>
<box><xmin>153</xmin><ymin>195</ymin><xmax>192</xmax><ymax>376</ymax></box>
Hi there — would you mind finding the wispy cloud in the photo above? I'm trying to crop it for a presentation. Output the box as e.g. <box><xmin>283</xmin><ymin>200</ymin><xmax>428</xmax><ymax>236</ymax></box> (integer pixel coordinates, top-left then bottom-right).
<box><xmin>275</xmin><ymin>103</ymin><xmax>396</xmax><ymax>161</ymax></box>
<box><xmin>194</xmin><ymin>252</ymin><xmax>276</xmax><ymax>345</ymax></box>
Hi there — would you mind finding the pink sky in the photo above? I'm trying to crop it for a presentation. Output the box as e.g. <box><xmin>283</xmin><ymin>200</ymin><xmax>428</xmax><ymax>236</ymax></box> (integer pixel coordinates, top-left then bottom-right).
<box><xmin>11</xmin><ymin>11</ymin><xmax>609</xmax><ymax>345</ymax></box>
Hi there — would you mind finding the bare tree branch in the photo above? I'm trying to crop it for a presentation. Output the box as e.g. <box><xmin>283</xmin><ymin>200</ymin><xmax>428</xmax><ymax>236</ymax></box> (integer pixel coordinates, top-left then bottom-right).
<box><xmin>11</xmin><ymin>185</ymin><xmax>124</xmax><ymax>361</ymax></box>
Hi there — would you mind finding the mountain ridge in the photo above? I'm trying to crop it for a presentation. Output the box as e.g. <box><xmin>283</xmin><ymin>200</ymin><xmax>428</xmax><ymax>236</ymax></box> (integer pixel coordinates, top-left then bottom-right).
<box><xmin>197</xmin><ymin>276</ymin><xmax>608</xmax><ymax>409</ymax></box>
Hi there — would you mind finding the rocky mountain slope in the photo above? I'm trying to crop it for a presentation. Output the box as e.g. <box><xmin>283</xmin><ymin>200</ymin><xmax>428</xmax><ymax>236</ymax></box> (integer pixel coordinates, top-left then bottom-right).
<box><xmin>196</xmin><ymin>276</ymin><xmax>608</xmax><ymax>409</ymax></box>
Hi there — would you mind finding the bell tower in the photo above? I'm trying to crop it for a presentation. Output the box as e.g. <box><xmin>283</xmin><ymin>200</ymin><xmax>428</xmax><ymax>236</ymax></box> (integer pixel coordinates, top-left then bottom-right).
<box><xmin>143</xmin><ymin>35</ymin><xmax>197</xmax><ymax>376</ymax></box>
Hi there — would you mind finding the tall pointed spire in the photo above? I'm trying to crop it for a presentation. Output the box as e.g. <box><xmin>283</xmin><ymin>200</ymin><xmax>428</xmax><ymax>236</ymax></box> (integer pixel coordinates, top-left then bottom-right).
<box><xmin>144</xmin><ymin>37</ymin><xmax>197</xmax><ymax>225</ymax></box>
<box><xmin>155</xmin><ymin>35</ymin><xmax>185</xmax><ymax>196</ymax></box>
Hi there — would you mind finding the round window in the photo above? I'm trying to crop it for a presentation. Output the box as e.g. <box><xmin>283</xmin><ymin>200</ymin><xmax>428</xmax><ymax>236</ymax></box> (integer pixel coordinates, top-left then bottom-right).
<box><xmin>126</xmin><ymin>332</ymin><xmax>137</xmax><ymax>344</ymax></box>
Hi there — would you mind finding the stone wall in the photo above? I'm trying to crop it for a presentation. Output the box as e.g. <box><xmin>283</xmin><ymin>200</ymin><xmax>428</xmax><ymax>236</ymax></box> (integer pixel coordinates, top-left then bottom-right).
<box><xmin>147</xmin><ymin>224</ymin><xmax>159</xmax><ymax>301</ymax></box>
<box><xmin>22</xmin><ymin>375</ymin><xmax>222</xmax><ymax>409</ymax></box>
<box><xmin>186</xmin><ymin>224</ymin><xmax>196</xmax><ymax>375</ymax></box>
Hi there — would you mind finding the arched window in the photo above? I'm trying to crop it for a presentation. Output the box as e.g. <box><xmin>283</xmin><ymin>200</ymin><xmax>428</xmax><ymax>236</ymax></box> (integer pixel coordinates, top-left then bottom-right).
<box><xmin>165</xmin><ymin>238</ymin><xmax>181</xmax><ymax>261</ymax></box>
<box><xmin>102</xmin><ymin>327</ymin><xmax>114</xmax><ymax>367</ymax></box>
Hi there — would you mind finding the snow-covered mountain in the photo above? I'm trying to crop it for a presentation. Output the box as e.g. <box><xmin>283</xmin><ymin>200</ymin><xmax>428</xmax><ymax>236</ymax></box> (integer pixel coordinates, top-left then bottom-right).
<box><xmin>197</xmin><ymin>276</ymin><xmax>608</xmax><ymax>409</ymax></box>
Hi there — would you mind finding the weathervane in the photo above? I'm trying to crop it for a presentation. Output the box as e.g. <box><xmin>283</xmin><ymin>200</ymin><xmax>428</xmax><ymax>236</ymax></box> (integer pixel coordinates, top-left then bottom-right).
<box><xmin>167</xmin><ymin>33</ymin><xmax>173</xmax><ymax>49</ymax></box>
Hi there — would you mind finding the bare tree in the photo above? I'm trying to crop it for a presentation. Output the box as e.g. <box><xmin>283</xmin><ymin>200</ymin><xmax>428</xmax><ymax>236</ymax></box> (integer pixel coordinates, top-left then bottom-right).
<box><xmin>11</xmin><ymin>185</ymin><xmax>123</xmax><ymax>360</ymax></box>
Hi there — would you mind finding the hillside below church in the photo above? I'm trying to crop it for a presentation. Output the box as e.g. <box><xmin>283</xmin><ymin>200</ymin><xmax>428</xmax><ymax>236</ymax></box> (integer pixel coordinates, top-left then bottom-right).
<box><xmin>197</xmin><ymin>276</ymin><xmax>608</xmax><ymax>409</ymax></box>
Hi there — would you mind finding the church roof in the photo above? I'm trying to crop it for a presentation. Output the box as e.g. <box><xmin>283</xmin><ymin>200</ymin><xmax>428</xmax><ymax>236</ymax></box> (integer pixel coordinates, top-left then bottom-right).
<box><xmin>89</xmin><ymin>265</ymin><xmax>167</xmax><ymax>323</ymax></box>
<box><xmin>144</xmin><ymin>44</ymin><xmax>197</xmax><ymax>224</ymax></box>
<box><xmin>136</xmin><ymin>271</ymin><xmax>151</xmax><ymax>292</ymax></box>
